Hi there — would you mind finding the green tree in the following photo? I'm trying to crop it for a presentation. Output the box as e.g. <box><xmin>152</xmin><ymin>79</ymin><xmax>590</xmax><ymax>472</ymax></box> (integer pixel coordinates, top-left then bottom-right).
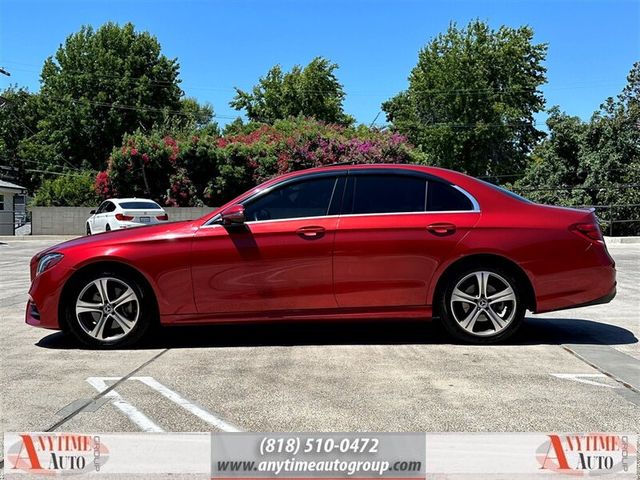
<box><xmin>230</xmin><ymin>57</ymin><xmax>353</xmax><ymax>125</ymax></box>
<box><xmin>383</xmin><ymin>20</ymin><xmax>547</xmax><ymax>176</ymax></box>
<box><xmin>34</xmin><ymin>22</ymin><xmax>183</xmax><ymax>171</ymax></box>
<box><xmin>513</xmin><ymin>107</ymin><xmax>590</xmax><ymax>206</ymax></box>
<box><xmin>0</xmin><ymin>87</ymin><xmax>41</xmax><ymax>189</ymax></box>
<box><xmin>514</xmin><ymin>62</ymin><xmax>640</xmax><ymax>235</ymax></box>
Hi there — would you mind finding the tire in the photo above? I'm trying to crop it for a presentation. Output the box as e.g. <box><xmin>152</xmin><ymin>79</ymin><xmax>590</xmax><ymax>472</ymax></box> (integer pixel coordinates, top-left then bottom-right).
<box><xmin>438</xmin><ymin>265</ymin><xmax>525</xmax><ymax>344</ymax></box>
<box><xmin>86</xmin><ymin>223</ymin><xmax>92</xmax><ymax>236</ymax></box>
<box><xmin>105</xmin><ymin>224</ymin><xmax>111</xmax><ymax>232</ymax></box>
<box><xmin>63</xmin><ymin>270</ymin><xmax>154</xmax><ymax>348</ymax></box>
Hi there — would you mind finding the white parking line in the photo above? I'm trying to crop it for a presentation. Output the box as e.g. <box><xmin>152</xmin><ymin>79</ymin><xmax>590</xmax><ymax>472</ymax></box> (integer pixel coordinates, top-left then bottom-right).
<box><xmin>86</xmin><ymin>376</ymin><xmax>242</xmax><ymax>432</ymax></box>
<box><xmin>136</xmin><ymin>376</ymin><xmax>242</xmax><ymax>432</ymax></box>
<box><xmin>86</xmin><ymin>377</ymin><xmax>164</xmax><ymax>432</ymax></box>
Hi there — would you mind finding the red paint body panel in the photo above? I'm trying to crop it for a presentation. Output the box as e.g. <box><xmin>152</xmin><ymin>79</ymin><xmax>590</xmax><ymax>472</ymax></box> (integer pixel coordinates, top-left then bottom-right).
<box><xmin>333</xmin><ymin>212</ymin><xmax>480</xmax><ymax>307</ymax></box>
<box><xmin>26</xmin><ymin>164</ymin><xmax>616</xmax><ymax>332</ymax></box>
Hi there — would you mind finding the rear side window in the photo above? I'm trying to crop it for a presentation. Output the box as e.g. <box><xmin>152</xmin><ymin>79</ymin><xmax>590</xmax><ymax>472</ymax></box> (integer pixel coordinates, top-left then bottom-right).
<box><xmin>244</xmin><ymin>176</ymin><xmax>338</xmax><ymax>221</ymax></box>
<box><xmin>104</xmin><ymin>202</ymin><xmax>117</xmax><ymax>213</ymax></box>
<box><xmin>348</xmin><ymin>175</ymin><xmax>427</xmax><ymax>214</ymax></box>
<box><xmin>119</xmin><ymin>201</ymin><xmax>162</xmax><ymax>210</ymax></box>
<box><xmin>427</xmin><ymin>181</ymin><xmax>474</xmax><ymax>211</ymax></box>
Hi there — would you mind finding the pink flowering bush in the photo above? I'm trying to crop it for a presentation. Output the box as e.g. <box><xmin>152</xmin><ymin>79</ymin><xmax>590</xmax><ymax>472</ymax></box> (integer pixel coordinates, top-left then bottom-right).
<box><xmin>100</xmin><ymin>118</ymin><xmax>423</xmax><ymax>206</ymax></box>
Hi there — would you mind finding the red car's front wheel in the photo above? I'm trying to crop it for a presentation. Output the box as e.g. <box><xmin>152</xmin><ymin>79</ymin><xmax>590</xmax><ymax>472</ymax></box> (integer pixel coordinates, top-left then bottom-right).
<box><xmin>64</xmin><ymin>271</ymin><xmax>152</xmax><ymax>347</ymax></box>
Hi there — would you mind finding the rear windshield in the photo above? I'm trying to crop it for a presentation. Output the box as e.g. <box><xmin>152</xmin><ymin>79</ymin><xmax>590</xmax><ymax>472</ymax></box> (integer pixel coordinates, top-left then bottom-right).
<box><xmin>480</xmin><ymin>180</ymin><xmax>532</xmax><ymax>203</ymax></box>
<box><xmin>119</xmin><ymin>201</ymin><xmax>162</xmax><ymax>210</ymax></box>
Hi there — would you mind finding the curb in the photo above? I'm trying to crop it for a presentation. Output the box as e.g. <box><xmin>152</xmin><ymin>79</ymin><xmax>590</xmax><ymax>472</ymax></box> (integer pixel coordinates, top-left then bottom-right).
<box><xmin>604</xmin><ymin>236</ymin><xmax>640</xmax><ymax>244</ymax></box>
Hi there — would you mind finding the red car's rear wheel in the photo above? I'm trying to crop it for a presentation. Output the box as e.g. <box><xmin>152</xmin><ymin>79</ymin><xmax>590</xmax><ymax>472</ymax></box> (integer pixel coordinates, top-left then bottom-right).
<box><xmin>439</xmin><ymin>266</ymin><xmax>525</xmax><ymax>344</ymax></box>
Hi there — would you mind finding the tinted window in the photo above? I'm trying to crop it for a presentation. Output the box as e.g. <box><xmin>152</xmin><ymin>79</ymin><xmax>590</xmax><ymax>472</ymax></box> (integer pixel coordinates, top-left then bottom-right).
<box><xmin>349</xmin><ymin>175</ymin><xmax>426</xmax><ymax>214</ymax></box>
<box><xmin>105</xmin><ymin>202</ymin><xmax>117</xmax><ymax>213</ymax></box>
<box><xmin>481</xmin><ymin>180</ymin><xmax>532</xmax><ymax>203</ymax></box>
<box><xmin>119</xmin><ymin>201</ymin><xmax>162</xmax><ymax>210</ymax></box>
<box><xmin>427</xmin><ymin>182</ymin><xmax>474</xmax><ymax>211</ymax></box>
<box><xmin>96</xmin><ymin>201</ymin><xmax>108</xmax><ymax>214</ymax></box>
<box><xmin>244</xmin><ymin>177</ymin><xmax>338</xmax><ymax>221</ymax></box>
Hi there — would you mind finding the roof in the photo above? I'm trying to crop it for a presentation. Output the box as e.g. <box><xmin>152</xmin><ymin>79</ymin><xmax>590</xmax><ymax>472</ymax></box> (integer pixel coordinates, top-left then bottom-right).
<box><xmin>0</xmin><ymin>179</ymin><xmax>26</xmax><ymax>191</ymax></box>
<box><xmin>106</xmin><ymin>198</ymin><xmax>159</xmax><ymax>203</ymax></box>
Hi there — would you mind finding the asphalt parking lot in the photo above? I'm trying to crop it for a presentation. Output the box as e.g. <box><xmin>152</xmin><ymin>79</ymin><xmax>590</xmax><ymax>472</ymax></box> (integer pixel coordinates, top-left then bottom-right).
<box><xmin>1</xmin><ymin>238</ymin><xmax>639</xmax><ymax>457</ymax></box>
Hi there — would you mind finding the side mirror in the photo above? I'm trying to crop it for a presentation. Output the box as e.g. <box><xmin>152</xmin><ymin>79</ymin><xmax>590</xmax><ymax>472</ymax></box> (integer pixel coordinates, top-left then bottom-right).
<box><xmin>220</xmin><ymin>204</ymin><xmax>245</xmax><ymax>226</ymax></box>
<box><xmin>89</xmin><ymin>209</ymin><xmax>96</xmax><ymax>215</ymax></box>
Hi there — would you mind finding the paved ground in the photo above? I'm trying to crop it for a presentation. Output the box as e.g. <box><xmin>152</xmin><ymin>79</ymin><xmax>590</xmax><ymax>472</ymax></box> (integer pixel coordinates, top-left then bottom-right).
<box><xmin>1</xmin><ymin>238</ymin><xmax>638</xmax><ymax>460</ymax></box>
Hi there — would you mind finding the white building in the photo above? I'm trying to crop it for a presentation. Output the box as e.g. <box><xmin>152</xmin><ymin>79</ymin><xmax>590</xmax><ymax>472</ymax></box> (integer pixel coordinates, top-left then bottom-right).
<box><xmin>0</xmin><ymin>179</ymin><xmax>27</xmax><ymax>235</ymax></box>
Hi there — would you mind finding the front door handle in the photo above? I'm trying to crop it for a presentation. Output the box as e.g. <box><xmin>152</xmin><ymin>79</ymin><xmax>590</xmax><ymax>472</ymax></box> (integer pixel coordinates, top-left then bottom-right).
<box><xmin>427</xmin><ymin>222</ymin><xmax>456</xmax><ymax>235</ymax></box>
<box><xmin>297</xmin><ymin>226</ymin><xmax>326</xmax><ymax>239</ymax></box>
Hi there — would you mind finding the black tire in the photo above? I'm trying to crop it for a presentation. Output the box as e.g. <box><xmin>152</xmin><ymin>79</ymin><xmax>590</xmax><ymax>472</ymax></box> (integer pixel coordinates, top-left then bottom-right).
<box><xmin>86</xmin><ymin>223</ymin><xmax>91</xmax><ymax>236</ymax></box>
<box><xmin>105</xmin><ymin>224</ymin><xmax>111</xmax><ymax>232</ymax></box>
<box><xmin>63</xmin><ymin>269</ymin><xmax>154</xmax><ymax>348</ymax></box>
<box><xmin>438</xmin><ymin>265</ymin><xmax>525</xmax><ymax>344</ymax></box>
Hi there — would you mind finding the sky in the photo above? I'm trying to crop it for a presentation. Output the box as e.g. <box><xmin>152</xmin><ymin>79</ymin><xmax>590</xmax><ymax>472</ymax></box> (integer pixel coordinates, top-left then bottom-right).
<box><xmin>1</xmin><ymin>0</ymin><xmax>639</xmax><ymax>127</ymax></box>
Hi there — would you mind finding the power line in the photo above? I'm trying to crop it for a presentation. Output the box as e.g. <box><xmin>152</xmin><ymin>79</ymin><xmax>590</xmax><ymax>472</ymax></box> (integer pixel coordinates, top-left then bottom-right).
<box><xmin>1</xmin><ymin>61</ymin><xmax>623</xmax><ymax>97</ymax></box>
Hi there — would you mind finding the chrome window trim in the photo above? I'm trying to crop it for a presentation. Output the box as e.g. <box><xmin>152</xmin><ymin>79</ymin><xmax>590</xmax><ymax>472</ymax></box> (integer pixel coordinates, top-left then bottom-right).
<box><xmin>200</xmin><ymin>209</ymin><xmax>480</xmax><ymax>229</ymax></box>
<box><xmin>451</xmin><ymin>184</ymin><xmax>480</xmax><ymax>212</ymax></box>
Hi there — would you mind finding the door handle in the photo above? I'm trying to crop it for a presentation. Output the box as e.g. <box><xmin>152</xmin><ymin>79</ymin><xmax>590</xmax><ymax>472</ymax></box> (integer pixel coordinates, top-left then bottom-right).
<box><xmin>296</xmin><ymin>226</ymin><xmax>326</xmax><ymax>239</ymax></box>
<box><xmin>427</xmin><ymin>222</ymin><xmax>456</xmax><ymax>235</ymax></box>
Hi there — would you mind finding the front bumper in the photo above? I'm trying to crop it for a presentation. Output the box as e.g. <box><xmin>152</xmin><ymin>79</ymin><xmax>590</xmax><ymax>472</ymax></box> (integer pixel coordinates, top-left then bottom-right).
<box><xmin>26</xmin><ymin>265</ymin><xmax>74</xmax><ymax>330</ymax></box>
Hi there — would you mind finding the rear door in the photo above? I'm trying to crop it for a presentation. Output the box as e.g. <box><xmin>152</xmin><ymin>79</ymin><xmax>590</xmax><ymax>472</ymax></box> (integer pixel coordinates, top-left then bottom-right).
<box><xmin>333</xmin><ymin>170</ymin><xmax>480</xmax><ymax>308</ymax></box>
<box><xmin>191</xmin><ymin>172</ymin><xmax>346</xmax><ymax>314</ymax></box>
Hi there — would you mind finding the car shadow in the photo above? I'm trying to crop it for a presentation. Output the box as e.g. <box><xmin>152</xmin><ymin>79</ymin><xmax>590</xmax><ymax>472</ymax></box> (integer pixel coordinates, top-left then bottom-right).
<box><xmin>35</xmin><ymin>316</ymin><xmax>638</xmax><ymax>350</ymax></box>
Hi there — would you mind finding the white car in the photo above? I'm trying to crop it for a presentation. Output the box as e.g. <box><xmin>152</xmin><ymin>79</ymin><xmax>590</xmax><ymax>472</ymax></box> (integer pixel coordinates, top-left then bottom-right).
<box><xmin>86</xmin><ymin>198</ymin><xmax>168</xmax><ymax>235</ymax></box>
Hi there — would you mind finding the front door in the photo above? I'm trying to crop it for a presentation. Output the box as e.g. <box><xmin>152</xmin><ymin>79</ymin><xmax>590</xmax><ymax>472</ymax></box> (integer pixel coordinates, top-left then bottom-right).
<box><xmin>191</xmin><ymin>173</ymin><xmax>345</xmax><ymax>314</ymax></box>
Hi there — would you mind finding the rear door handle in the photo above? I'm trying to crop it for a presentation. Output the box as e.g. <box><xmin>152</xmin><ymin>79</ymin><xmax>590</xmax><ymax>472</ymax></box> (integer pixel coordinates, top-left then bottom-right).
<box><xmin>296</xmin><ymin>226</ymin><xmax>326</xmax><ymax>239</ymax></box>
<box><xmin>427</xmin><ymin>222</ymin><xmax>456</xmax><ymax>235</ymax></box>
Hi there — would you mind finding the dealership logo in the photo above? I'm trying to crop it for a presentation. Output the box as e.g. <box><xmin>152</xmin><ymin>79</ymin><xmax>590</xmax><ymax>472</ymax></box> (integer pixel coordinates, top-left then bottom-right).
<box><xmin>7</xmin><ymin>433</ymin><xmax>109</xmax><ymax>475</ymax></box>
<box><xmin>536</xmin><ymin>434</ymin><xmax>635</xmax><ymax>476</ymax></box>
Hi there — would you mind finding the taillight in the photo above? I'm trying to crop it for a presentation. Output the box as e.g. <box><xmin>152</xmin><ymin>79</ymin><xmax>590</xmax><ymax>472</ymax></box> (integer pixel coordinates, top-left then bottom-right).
<box><xmin>115</xmin><ymin>213</ymin><xmax>134</xmax><ymax>221</ymax></box>
<box><xmin>570</xmin><ymin>222</ymin><xmax>603</xmax><ymax>242</ymax></box>
<box><xmin>156</xmin><ymin>214</ymin><xmax>168</xmax><ymax>221</ymax></box>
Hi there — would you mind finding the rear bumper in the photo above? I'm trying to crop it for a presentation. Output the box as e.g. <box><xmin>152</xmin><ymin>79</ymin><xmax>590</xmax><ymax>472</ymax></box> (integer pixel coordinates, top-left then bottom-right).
<box><xmin>534</xmin><ymin>264</ymin><xmax>617</xmax><ymax>313</ymax></box>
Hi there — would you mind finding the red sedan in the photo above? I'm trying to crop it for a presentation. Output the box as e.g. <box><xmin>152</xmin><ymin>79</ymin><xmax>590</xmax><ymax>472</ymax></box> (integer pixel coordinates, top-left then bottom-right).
<box><xmin>27</xmin><ymin>164</ymin><xmax>616</xmax><ymax>347</ymax></box>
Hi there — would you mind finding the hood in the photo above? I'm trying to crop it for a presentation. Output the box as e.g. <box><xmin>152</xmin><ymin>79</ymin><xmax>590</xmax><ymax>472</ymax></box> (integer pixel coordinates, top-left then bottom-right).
<box><xmin>35</xmin><ymin>220</ymin><xmax>198</xmax><ymax>259</ymax></box>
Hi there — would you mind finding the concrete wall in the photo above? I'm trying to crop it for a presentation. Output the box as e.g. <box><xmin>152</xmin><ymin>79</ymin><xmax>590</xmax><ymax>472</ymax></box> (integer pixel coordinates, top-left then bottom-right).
<box><xmin>31</xmin><ymin>206</ymin><xmax>216</xmax><ymax>235</ymax></box>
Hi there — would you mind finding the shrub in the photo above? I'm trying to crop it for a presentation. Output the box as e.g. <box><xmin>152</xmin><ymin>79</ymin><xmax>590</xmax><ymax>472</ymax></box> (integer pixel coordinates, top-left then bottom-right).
<box><xmin>101</xmin><ymin>118</ymin><xmax>421</xmax><ymax>207</ymax></box>
<box><xmin>31</xmin><ymin>170</ymin><xmax>101</xmax><ymax>207</ymax></box>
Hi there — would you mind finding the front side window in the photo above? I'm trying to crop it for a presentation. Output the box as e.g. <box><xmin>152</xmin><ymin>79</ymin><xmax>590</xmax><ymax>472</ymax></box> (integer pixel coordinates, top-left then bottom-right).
<box><xmin>96</xmin><ymin>201</ymin><xmax>108</xmax><ymax>214</ymax></box>
<box><xmin>244</xmin><ymin>176</ymin><xmax>338</xmax><ymax>222</ymax></box>
<box><xmin>427</xmin><ymin>181</ymin><xmax>474</xmax><ymax>211</ymax></box>
<box><xmin>348</xmin><ymin>175</ymin><xmax>427</xmax><ymax>214</ymax></box>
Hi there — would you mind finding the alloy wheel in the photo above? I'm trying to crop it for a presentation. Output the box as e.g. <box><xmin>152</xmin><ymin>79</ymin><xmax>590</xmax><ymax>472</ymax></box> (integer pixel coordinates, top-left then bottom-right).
<box><xmin>75</xmin><ymin>277</ymin><xmax>140</xmax><ymax>343</ymax></box>
<box><xmin>450</xmin><ymin>271</ymin><xmax>517</xmax><ymax>337</ymax></box>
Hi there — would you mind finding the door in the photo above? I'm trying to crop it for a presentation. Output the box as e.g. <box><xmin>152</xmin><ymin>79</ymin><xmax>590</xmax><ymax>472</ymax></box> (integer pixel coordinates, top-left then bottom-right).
<box><xmin>333</xmin><ymin>172</ymin><xmax>480</xmax><ymax>308</ymax></box>
<box><xmin>191</xmin><ymin>173</ymin><xmax>345</xmax><ymax>314</ymax></box>
<box><xmin>91</xmin><ymin>201</ymin><xmax>111</xmax><ymax>232</ymax></box>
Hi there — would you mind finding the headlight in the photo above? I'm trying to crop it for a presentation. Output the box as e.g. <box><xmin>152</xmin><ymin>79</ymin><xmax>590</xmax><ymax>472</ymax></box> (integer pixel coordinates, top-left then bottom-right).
<box><xmin>36</xmin><ymin>253</ymin><xmax>64</xmax><ymax>276</ymax></box>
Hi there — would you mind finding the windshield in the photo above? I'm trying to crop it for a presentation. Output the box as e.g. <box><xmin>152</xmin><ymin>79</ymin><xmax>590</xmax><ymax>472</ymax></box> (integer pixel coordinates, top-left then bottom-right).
<box><xmin>480</xmin><ymin>180</ymin><xmax>532</xmax><ymax>203</ymax></box>
<box><xmin>119</xmin><ymin>201</ymin><xmax>162</xmax><ymax>210</ymax></box>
